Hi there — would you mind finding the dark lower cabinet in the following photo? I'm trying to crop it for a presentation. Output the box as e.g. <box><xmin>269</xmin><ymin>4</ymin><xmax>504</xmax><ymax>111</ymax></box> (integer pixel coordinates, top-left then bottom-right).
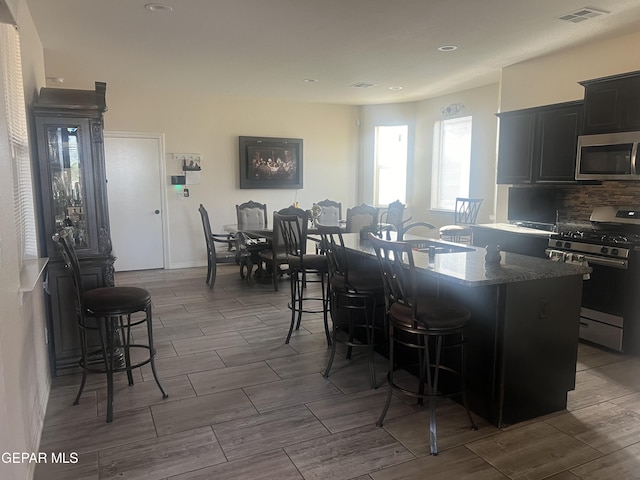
<box><xmin>472</xmin><ymin>225</ymin><xmax>550</xmax><ymax>258</ymax></box>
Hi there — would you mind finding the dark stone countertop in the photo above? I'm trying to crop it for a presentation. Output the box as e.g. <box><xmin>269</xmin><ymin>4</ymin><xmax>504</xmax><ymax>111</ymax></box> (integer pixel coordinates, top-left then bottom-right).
<box><xmin>340</xmin><ymin>232</ymin><xmax>590</xmax><ymax>287</ymax></box>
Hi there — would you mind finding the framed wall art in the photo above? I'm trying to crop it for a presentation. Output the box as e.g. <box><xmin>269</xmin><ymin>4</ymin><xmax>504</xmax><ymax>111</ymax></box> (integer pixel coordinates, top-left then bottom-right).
<box><xmin>239</xmin><ymin>136</ymin><xmax>303</xmax><ymax>189</ymax></box>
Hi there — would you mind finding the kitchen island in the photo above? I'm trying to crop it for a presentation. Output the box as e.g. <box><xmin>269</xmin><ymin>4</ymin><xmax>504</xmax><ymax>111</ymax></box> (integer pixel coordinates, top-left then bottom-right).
<box><xmin>340</xmin><ymin>233</ymin><xmax>590</xmax><ymax>427</ymax></box>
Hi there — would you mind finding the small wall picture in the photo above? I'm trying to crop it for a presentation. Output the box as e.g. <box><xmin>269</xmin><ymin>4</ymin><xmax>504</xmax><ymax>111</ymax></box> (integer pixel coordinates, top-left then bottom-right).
<box><xmin>182</xmin><ymin>155</ymin><xmax>201</xmax><ymax>171</ymax></box>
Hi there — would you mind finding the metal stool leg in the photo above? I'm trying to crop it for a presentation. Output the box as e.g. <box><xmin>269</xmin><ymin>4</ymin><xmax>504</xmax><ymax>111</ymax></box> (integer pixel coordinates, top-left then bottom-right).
<box><xmin>146</xmin><ymin>304</ymin><xmax>168</xmax><ymax>399</ymax></box>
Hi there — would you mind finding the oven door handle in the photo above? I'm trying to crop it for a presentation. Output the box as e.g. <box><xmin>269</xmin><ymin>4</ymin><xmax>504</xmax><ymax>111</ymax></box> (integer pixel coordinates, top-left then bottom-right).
<box><xmin>582</xmin><ymin>254</ymin><xmax>628</xmax><ymax>269</ymax></box>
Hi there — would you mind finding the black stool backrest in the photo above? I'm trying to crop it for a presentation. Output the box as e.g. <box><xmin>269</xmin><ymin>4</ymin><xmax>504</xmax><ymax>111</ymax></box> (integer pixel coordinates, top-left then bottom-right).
<box><xmin>316</xmin><ymin>224</ymin><xmax>350</xmax><ymax>283</ymax></box>
<box><xmin>454</xmin><ymin>198</ymin><xmax>483</xmax><ymax>226</ymax></box>
<box><xmin>52</xmin><ymin>230</ymin><xmax>85</xmax><ymax>317</ymax></box>
<box><xmin>198</xmin><ymin>204</ymin><xmax>217</xmax><ymax>258</ymax></box>
<box><xmin>274</xmin><ymin>208</ymin><xmax>309</xmax><ymax>258</ymax></box>
<box><xmin>369</xmin><ymin>234</ymin><xmax>417</xmax><ymax>320</ymax></box>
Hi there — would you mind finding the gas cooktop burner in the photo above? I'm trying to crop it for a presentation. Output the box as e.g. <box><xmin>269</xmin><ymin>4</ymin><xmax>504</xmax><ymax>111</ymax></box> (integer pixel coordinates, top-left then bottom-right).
<box><xmin>553</xmin><ymin>230</ymin><xmax>640</xmax><ymax>247</ymax></box>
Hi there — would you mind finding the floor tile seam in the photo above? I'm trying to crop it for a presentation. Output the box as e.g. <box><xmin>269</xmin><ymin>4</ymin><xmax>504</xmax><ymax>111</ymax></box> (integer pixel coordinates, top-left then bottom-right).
<box><xmin>534</xmin><ymin>420</ymin><xmax>606</xmax><ymax>459</ymax></box>
<box><xmin>568</xmin><ymin>390</ymin><xmax>640</xmax><ymax>413</ymax></box>
<box><xmin>460</xmin><ymin>443</ymin><xmax>523</xmax><ymax>479</ymax></box>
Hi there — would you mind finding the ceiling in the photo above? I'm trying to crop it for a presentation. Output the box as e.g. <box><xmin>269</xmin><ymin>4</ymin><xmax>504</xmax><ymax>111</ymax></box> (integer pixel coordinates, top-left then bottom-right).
<box><xmin>25</xmin><ymin>0</ymin><xmax>640</xmax><ymax>105</ymax></box>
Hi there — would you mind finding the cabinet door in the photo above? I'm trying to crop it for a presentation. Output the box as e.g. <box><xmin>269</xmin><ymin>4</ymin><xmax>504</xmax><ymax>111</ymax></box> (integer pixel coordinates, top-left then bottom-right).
<box><xmin>583</xmin><ymin>75</ymin><xmax>640</xmax><ymax>134</ymax></box>
<box><xmin>48</xmin><ymin>260</ymin><xmax>107</xmax><ymax>373</ymax></box>
<box><xmin>497</xmin><ymin>111</ymin><xmax>536</xmax><ymax>184</ymax></box>
<box><xmin>35</xmin><ymin>117</ymin><xmax>100</xmax><ymax>258</ymax></box>
<box><xmin>536</xmin><ymin>104</ymin><xmax>583</xmax><ymax>182</ymax></box>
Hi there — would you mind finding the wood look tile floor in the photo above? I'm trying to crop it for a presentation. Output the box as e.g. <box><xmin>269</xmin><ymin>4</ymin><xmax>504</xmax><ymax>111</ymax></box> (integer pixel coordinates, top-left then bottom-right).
<box><xmin>34</xmin><ymin>265</ymin><xmax>640</xmax><ymax>480</ymax></box>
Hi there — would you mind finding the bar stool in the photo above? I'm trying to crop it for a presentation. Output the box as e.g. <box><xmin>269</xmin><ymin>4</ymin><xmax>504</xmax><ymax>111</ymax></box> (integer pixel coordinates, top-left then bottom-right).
<box><xmin>369</xmin><ymin>234</ymin><xmax>477</xmax><ymax>455</ymax></box>
<box><xmin>439</xmin><ymin>198</ymin><xmax>483</xmax><ymax>244</ymax></box>
<box><xmin>274</xmin><ymin>208</ymin><xmax>331</xmax><ymax>346</ymax></box>
<box><xmin>53</xmin><ymin>231</ymin><xmax>168</xmax><ymax>422</ymax></box>
<box><xmin>316</xmin><ymin>224</ymin><xmax>384</xmax><ymax>389</ymax></box>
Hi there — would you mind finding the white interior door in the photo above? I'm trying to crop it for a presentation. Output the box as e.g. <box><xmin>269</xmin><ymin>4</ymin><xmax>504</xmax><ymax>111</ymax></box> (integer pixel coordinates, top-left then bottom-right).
<box><xmin>104</xmin><ymin>132</ymin><xmax>166</xmax><ymax>271</ymax></box>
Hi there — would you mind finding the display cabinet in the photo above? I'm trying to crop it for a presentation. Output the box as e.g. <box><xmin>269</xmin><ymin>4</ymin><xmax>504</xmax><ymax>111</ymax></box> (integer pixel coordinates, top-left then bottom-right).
<box><xmin>32</xmin><ymin>82</ymin><xmax>115</xmax><ymax>375</ymax></box>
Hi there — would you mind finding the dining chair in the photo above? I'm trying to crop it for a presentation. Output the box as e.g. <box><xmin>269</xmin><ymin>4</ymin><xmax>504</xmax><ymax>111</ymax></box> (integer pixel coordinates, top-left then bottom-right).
<box><xmin>53</xmin><ymin>230</ymin><xmax>168</xmax><ymax>422</ymax></box>
<box><xmin>275</xmin><ymin>209</ymin><xmax>331</xmax><ymax>346</ymax></box>
<box><xmin>379</xmin><ymin>200</ymin><xmax>436</xmax><ymax>240</ymax></box>
<box><xmin>198</xmin><ymin>204</ymin><xmax>238</xmax><ymax>288</ymax></box>
<box><xmin>314</xmin><ymin>199</ymin><xmax>342</xmax><ymax>226</ymax></box>
<box><xmin>439</xmin><ymin>198</ymin><xmax>483</xmax><ymax>244</ymax></box>
<box><xmin>235</xmin><ymin>200</ymin><xmax>271</xmax><ymax>281</ymax></box>
<box><xmin>345</xmin><ymin>203</ymin><xmax>379</xmax><ymax>234</ymax></box>
<box><xmin>369</xmin><ymin>233</ymin><xmax>477</xmax><ymax>455</ymax></box>
<box><xmin>316</xmin><ymin>224</ymin><xmax>384</xmax><ymax>388</ymax></box>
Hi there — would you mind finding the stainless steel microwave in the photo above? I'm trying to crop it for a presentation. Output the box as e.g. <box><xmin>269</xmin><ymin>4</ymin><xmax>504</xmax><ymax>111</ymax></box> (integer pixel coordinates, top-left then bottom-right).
<box><xmin>575</xmin><ymin>131</ymin><xmax>640</xmax><ymax>180</ymax></box>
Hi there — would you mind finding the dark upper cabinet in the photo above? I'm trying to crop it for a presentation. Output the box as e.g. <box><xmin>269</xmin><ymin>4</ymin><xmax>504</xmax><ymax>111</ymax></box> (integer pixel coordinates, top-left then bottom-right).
<box><xmin>581</xmin><ymin>71</ymin><xmax>640</xmax><ymax>134</ymax></box>
<box><xmin>497</xmin><ymin>101</ymin><xmax>583</xmax><ymax>184</ymax></box>
<box><xmin>32</xmin><ymin>82</ymin><xmax>115</xmax><ymax>375</ymax></box>
<box><xmin>496</xmin><ymin>110</ymin><xmax>536</xmax><ymax>184</ymax></box>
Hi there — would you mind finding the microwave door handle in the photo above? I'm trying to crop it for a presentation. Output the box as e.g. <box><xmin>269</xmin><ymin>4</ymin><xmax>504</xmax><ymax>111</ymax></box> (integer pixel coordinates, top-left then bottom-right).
<box><xmin>632</xmin><ymin>142</ymin><xmax>639</xmax><ymax>175</ymax></box>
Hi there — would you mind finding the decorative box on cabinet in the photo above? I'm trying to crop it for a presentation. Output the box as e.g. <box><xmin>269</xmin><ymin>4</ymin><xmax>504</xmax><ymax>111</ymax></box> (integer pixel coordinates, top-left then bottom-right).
<box><xmin>581</xmin><ymin>70</ymin><xmax>640</xmax><ymax>134</ymax></box>
<box><xmin>32</xmin><ymin>82</ymin><xmax>115</xmax><ymax>376</ymax></box>
<box><xmin>497</xmin><ymin>101</ymin><xmax>584</xmax><ymax>184</ymax></box>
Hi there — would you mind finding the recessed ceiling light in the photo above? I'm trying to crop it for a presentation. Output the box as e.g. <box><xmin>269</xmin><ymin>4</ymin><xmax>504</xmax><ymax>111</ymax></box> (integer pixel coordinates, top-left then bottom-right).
<box><xmin>349</xmin><ymin>82</ymin><xmax>378</xmax><ymax>89</ymax></box>
<box><xmin>389</xmin><ymin>86</ymin><xmax>403</xmax><ymax>91</ymax></box>
<box><xmin>303</xmin><ymin>78</ymin><xmax>318</xmax><ymax>83</ymax></box>
<box><xmin>438</xmin><ymin>45</ymin><xmax>458</xmax><ymax>52</ymax></box>
<box><xmin>145</xmin><ymin>3</ymin><xmax>173</xmax><ymax>13</ymax></box>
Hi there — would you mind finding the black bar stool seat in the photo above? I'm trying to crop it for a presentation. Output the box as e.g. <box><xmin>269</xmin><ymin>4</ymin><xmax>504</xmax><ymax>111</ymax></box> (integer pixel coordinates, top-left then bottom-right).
<box><xmin>53</xmin><ymin>231</ymin><xmax>168</xmax><ymax>423</ymax></box>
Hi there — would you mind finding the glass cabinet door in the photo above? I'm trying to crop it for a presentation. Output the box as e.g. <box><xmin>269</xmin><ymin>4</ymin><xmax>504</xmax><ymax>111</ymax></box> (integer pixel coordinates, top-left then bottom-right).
<box><xmin>39</xmin><ymin>117</ymin><xmax>98</xmax><ymax>254</ymax></box>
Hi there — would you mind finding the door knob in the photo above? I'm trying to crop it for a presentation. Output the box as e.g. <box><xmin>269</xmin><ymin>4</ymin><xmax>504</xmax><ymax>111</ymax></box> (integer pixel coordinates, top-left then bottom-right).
<box><xmin>155</xmin><ymin>210</ymin><xmax>160</xmax><ymax>214</ymax></box>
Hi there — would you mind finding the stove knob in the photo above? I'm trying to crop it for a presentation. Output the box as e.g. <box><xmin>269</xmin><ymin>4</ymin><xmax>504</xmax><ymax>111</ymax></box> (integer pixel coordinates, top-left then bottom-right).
<box><xmin>555</xmin><ymin>240</ymin><xmax>563</xmax><ymax>247</ymax></box>
<box><xmin>564</xmin><ymin>242</ymin><xmax>571</xmax><ymax>249</ymax></box>
<box><xmin>611</xmin><ymin>248</ymin><xmax>619</xmax><ymax>256</ymax></box>
<box><xmin>601</xmin><ymin>246</ymin><xmax>609</xmax><ymax>254</ymax></box>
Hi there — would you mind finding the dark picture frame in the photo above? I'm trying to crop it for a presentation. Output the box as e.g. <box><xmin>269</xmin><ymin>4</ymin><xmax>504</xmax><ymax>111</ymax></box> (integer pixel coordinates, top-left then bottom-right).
<box><xmin>239</xmin><ymin>136</ymin><xmax>303</xmax><ymax>189</ymax></box>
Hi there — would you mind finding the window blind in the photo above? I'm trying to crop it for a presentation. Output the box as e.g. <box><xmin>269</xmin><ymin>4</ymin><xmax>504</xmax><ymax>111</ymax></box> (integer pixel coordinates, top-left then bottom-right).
<box><xmin>1</xmin><ymin>23</ymin><xmax>37</xmax><ymax>262</ymax></box>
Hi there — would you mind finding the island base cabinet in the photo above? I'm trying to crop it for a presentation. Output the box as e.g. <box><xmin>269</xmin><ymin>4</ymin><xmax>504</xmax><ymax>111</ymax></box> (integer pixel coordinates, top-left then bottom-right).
<box><xmin>445</xmin><ymin>274</ymin><xmax>582</xmax><ymax>427</ymax></box>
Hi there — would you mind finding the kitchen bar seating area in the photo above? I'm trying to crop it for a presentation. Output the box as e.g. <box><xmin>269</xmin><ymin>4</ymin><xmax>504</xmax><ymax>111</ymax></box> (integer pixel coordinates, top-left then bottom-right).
<box><xmin>34</xmin><ymin>264</ymin><xmax>640</xmax><ymax>479</ymax></box>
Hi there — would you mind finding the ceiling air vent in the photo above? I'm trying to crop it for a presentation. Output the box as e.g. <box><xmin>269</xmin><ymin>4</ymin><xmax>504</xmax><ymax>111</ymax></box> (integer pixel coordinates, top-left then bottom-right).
<box><xmin>558</xmin><ymin>7</ymin><xmax>608</xmax><ymax>23</ymax></box>
<box><xmin>349</xmin><ymin>82</ymin><xmax>378</xmax><ymax>89</ymax></box>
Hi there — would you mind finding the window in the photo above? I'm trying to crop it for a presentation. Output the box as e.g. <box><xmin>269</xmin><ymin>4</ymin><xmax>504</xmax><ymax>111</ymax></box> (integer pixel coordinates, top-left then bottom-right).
<box><xmin>1</xmin><ymin>23</ymin><xmax>37</xmax><ymax>262</ymax></box>
<box><xmin>374</xmin><ymin>125</ymin><xmax>407</xmax><ymax>206</ymax></box>
<box><xmin>431</xmin><ymin>116</ymin><xmax>472</xmax><ymax>210</ymax></box>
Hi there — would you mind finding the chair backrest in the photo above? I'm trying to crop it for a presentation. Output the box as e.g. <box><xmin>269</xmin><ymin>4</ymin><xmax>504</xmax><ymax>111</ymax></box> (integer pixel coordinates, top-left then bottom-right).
<box><xmin>316</xmin><ymin>224</ymin><xmax>349</xmax><ymax>283</ymax></box>
<box><xmin>198</xmin><ymin>204</ymin><xmax>217</xmax><ymax>261</ymax></box>
<box><xmin>369</xmin><ymin>234</ymin><xmax>417</xmax><ymax>320</ymax></box>
<box><xmin>52</xmin><ymin>229</ymin><xmax>85</xmax><ymax>316</ymax></box>
<box><xmin>454</xmin><ymin>198</ymin><xmax>483</xmax><ymax>226</ymax></box>
<box><xmin>236</xmin><ymin>200</ymin><xmax>268</xmax><ymax>230</ymax></box>
<box><xmin>315</xmin><ymin>199</ymin><xmax>342</xmax><ymax>226</ymax></box>
<box><xmin>274</xmin><ymin>208</ymin><xmax>309</xmax><ymax>260</ymax></box>
<box><xmin>382</xmin><ymin>200</ymin><xmax>406</xmax><ymax>230</ymax></box>
<box><xmin>345</xmin><ymin>203</ymin><xmax>379</xmax><ymax>233</ymax></box>
<box><xmin>272</xmin><ymin>206</ymin><xmax>308</xmax><ymax>255</ymax></box>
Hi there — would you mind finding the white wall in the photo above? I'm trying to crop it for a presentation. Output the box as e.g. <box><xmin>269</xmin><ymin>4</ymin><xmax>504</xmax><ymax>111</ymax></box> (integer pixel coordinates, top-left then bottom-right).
<box><xmin>496</xmin><ymin>30</ymin><xmax>640</xmax><ymax>221</ymax></box>
<box><xmin>359</xmin><ymin>83</ymin><xmax>500</xmax><ymax>232</ymax></box>
<box><xmin>99</xmin><ymin>86</ymin><xmax>359</xmax><ymax>268</ymax></box>
<box><xmin>0</xmin><ymin>1</ymin><xmax>49</xmax><ymax>479</ymax></box>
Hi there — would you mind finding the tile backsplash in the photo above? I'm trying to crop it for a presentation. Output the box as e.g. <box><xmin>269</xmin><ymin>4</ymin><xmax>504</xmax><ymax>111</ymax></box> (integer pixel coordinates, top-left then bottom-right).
<box><xmin>557</xmin><ymin>182</ymin><xmax>640</xmax><ymax>222</ymax></box>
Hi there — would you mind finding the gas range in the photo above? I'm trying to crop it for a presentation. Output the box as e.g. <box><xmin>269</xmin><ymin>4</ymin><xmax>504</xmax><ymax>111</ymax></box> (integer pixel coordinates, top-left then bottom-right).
<box><xmin>545</xmin><ymin>206</ymin><xmax>640</xmax><ymax>353</ymax></box>
<box><xmin>548</xmin><ymin>206</ymin><xmax>640</xmax><ymax>260</ymax></box>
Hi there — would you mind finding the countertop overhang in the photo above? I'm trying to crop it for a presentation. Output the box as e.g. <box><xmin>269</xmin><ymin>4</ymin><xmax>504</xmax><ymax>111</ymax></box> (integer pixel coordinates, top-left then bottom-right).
<box><xmin>340</xmin><ymin>233</ymin><xmax>590</xmax><ymax>287</ymax></box>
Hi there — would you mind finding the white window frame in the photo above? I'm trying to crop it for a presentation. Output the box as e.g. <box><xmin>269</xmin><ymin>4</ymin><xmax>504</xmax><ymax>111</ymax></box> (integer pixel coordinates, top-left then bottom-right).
<box><xmin>431</xmin><ymin>116</ymin><xmax>472</xmax><ymax>211</ymax></box>
<box><xmin>373</xmin><ymin>124</ymin><xmax>408</xmax><ymax>206</ymax></box>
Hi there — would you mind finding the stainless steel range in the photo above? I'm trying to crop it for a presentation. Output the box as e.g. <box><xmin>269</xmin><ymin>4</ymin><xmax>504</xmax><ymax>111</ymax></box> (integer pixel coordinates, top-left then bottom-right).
<box><xmin>546</xmin><ymin>206</ymin><xmax>640</xmax><ymax>352</ymax></box>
